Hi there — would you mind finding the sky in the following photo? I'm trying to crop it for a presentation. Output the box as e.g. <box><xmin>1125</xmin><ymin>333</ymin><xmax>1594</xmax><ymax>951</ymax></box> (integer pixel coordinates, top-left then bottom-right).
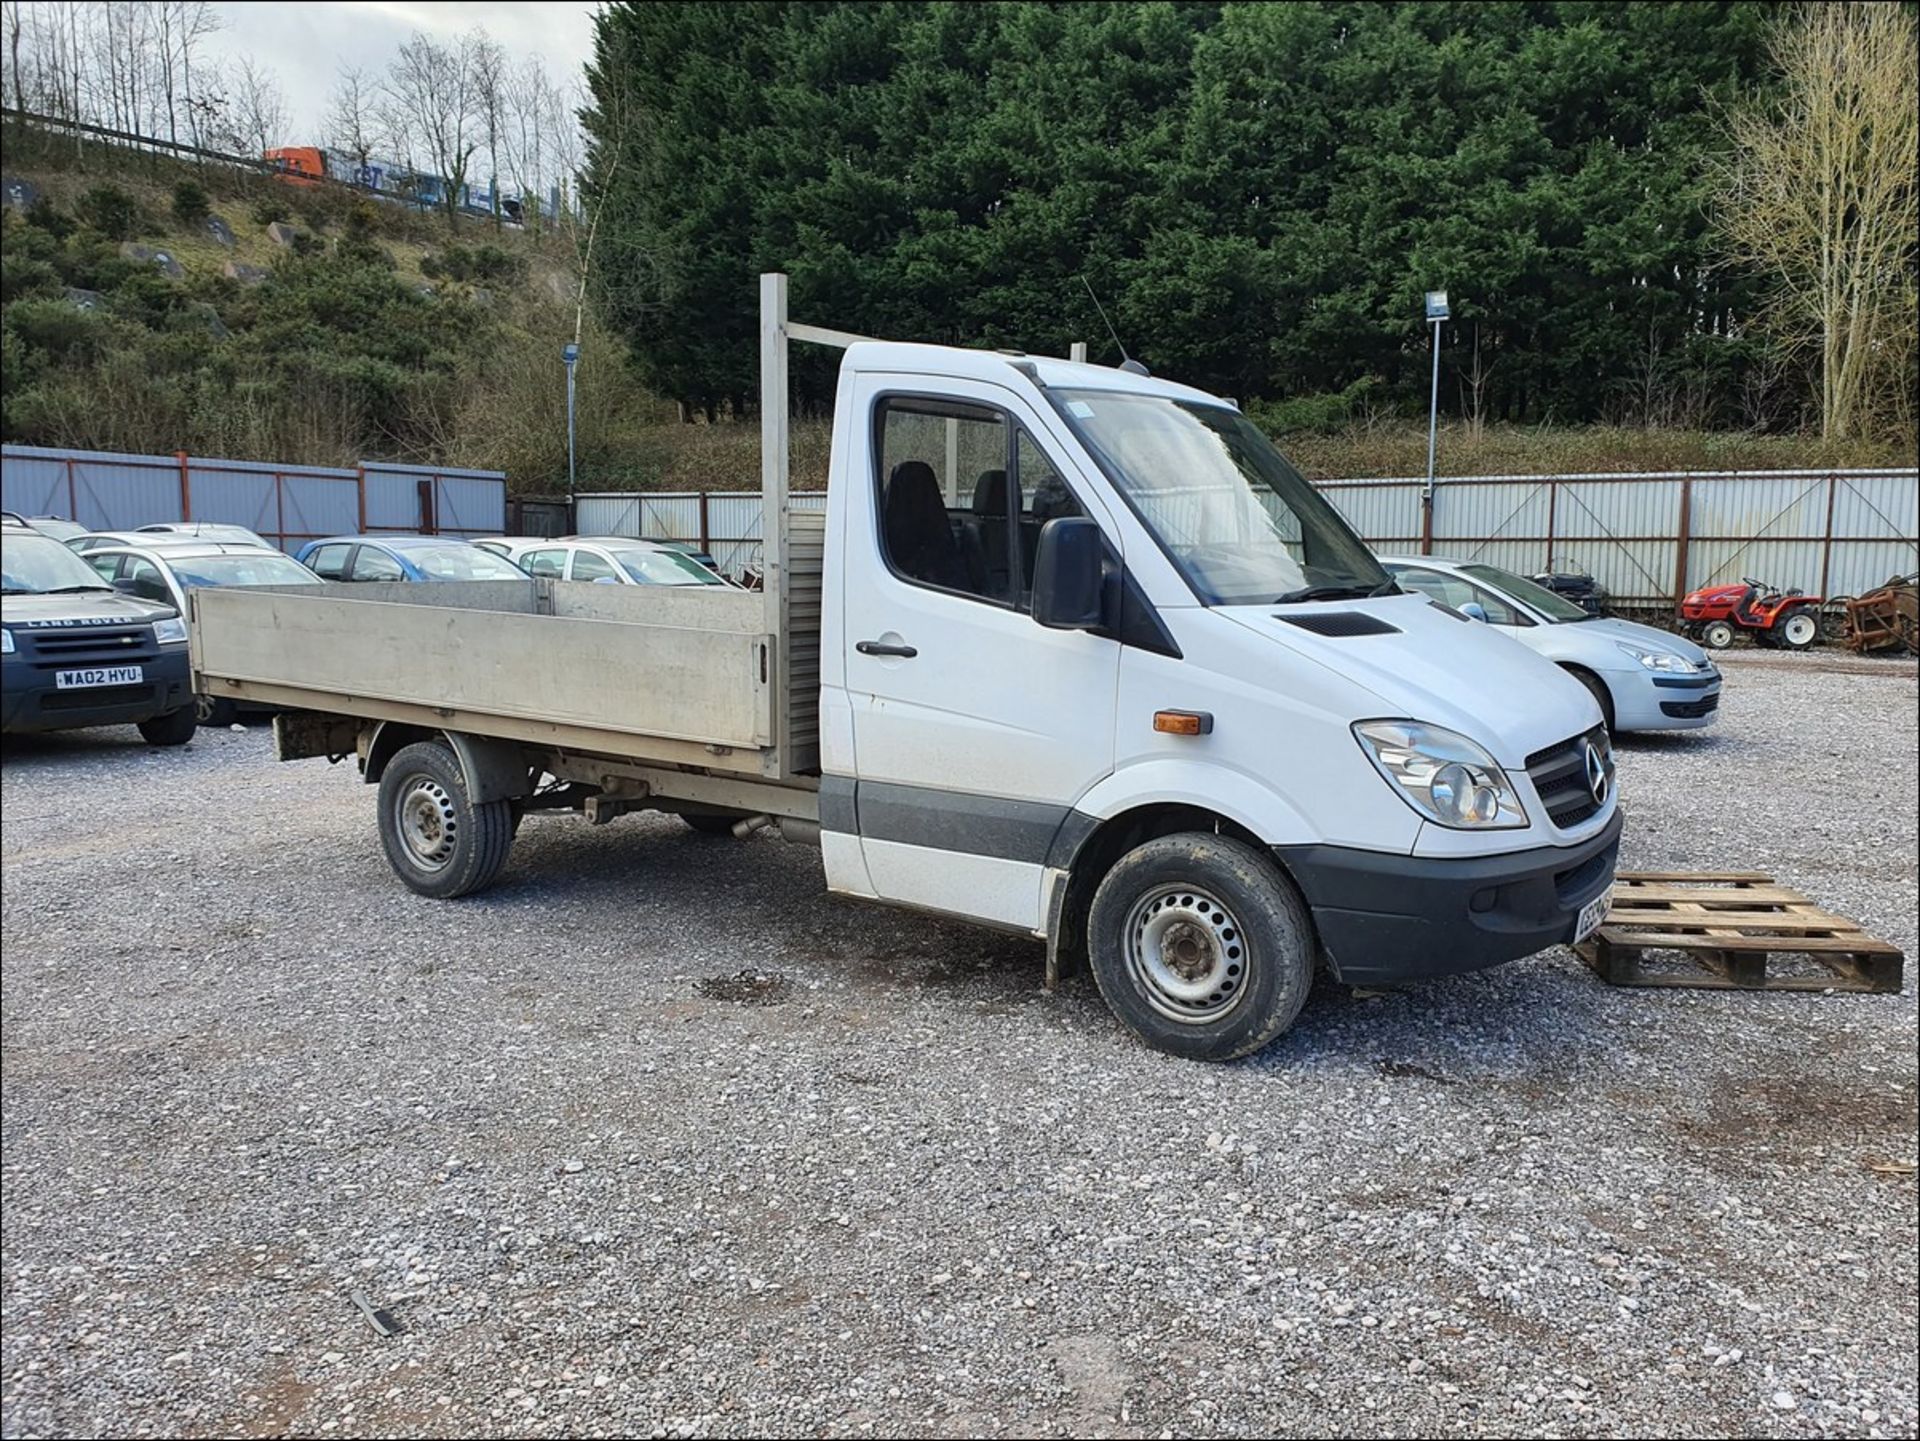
<box><xmin>209</xmin><ymin>1</ymin><xmax>601</xmax><ymax>142</ymax></box>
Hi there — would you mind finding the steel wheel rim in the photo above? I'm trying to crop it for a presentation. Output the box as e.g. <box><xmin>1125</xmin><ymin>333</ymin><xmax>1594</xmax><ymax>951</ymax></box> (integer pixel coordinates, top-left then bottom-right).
<box><xmin>1704</xmin><ymin>623</ymin><xmax>1733</xmax><ymax>648</ymax></box>
<box><xmin>396</xmin><ymin>776</ymin><xmax>458</xmax><ymax>871</ymax></box>
<box><xmin>1123</xmin><ymin>883</ymin><xmax>1250</xmax><ymax>1025</ymax></box>
<box><xmin>1783</xmin><ymin>613</ymin><xmax>1816</xmax><ymax>645</ymax></box>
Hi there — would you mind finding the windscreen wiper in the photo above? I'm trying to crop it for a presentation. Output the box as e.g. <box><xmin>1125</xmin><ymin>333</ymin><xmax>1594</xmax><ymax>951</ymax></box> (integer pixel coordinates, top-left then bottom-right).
<box><xmin>42</xmin><ymin>584</ymin><xmax>116</xmax><ymax>594</ymax></box>
<box><xmin>1274</xmin><ymin>578</ymin><xmax>1401</xmax><ymax>605</ymax></box>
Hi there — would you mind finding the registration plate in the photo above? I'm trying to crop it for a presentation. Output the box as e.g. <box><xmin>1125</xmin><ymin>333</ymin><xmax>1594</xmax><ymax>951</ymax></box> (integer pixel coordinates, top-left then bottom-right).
<box><xmin>54</xmin><ymin>666</ymin><xmax>143</xmax><ymax>689</ymax></box>
<box><xmin>1573</xmin><ymin>891</ymin><xmax>1611</xmax><ymax>945</ymax></box>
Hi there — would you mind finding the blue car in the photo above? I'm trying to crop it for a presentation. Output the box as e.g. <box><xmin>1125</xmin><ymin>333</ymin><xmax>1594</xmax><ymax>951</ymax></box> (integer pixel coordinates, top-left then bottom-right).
<box><xmin>294</xmin><ymin>535</ymin><xmax>531</xmax><ymax>583</ymax></box>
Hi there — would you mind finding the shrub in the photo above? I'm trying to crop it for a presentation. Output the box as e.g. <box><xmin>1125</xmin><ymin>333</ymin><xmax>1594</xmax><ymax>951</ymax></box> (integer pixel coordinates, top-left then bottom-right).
<box><xmin>24</xmin><ymin>197</ymin><xmax>74</xmax><ymax>240</ymax></box>
<box><xmin>250</xmin><ymin>195</ymin><xmax>290</xmax><ymax>227</ymax></box>
<box><xmin>4</xmin><ymin>297</ymin><xmax>110</xmax><ymax>365</ymax></box>
<box><xmin>421</xmin><ymin>243</ymin><xmax>528</xmax><ymax>286</ymax></box>
<box><xmin>171</xmin><ymin>181</ymin><xmax>211</xmax><ymax>224</ymax></box>
<box><xmin>289</xmin><ymin>231</ymin><xmax>325</xmax><ymax>257</ymax></box>
<box><xmin>75</xmin><ymin>185</ymin><xmax>139</xmax><ymax>240</ymax></box>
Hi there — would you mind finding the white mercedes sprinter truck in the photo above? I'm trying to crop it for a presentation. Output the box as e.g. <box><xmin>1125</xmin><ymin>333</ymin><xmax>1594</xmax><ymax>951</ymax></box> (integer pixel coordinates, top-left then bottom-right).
<box><xmin>192</xmin><ymin>276</ymin><xmax>1620</xmax><ymax>1061</ymax></box>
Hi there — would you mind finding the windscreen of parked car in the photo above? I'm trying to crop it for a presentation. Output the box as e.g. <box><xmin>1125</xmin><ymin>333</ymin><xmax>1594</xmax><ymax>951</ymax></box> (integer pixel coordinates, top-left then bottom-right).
<box><xmin>2</xmin><ymin>531</ymin><xmax>117</xmax><ymax>593</ymax></box>
<box><xmin>404</xmin><ymin>545</ymin><xmax>531</xmax><ymax>581</ymax></box>
<box><xmin>1053</xmin><ymin>389</ymin><xmax>1391</xmax><ymax>606</ymax></box>
<box><xmin>166</xmin><ymin>554</ymin><xmax>326</xmax><ymax>588</ymax></box>
<box><xmin>1458</xmin><ymin>563</ymin><xmax>1594</xmax><ymax>623</ymax></box>
<box><xmin>612</xmin><ymin>546</ymin><xmax>729</xmax><ymax>586</ymax></box>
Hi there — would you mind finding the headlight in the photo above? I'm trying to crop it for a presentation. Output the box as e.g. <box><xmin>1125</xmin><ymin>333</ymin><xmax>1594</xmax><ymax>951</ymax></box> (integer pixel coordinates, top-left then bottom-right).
<box><xmin>1615</xmin><ymin>643</ymin><xmax>1698</xmax><ymax>673</ymax></box>
<box><xmin>152</xmin><ymin>617</ymin><xmax>189</xmax><ymax>645</ymax></box>
<box><xmin>0</xmin><ymin>628</ymin><xmax>13</xmax><ymax>655</ymax></box>
<box><xmin>1353</xmin><ymin>720</ymin><xmax>1528</xmax><ymax>829</ymax></box>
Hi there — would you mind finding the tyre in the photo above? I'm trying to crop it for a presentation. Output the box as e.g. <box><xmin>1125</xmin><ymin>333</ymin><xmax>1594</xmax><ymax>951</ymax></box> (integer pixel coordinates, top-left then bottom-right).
<box><xmin>1563</xmin><ymin>665</ymin><xmax>1616</xmax><ymax>734</ymax></box>
<box><xmin>1086</xmin><ymin>831</ymin><xmax>1316</xmax><ymax>1062</ymax></box>
<box><xmin>681</xmin><ymin>812</ymin><xmax>741</xmax><ymax>836</ymax></box>
<box><xmin>1701</xmin><ymin>620</ymin><xmax>1736</xmax><ymax>650</ymax></box>
<box><xmin>375</xmin><ymin>740</ymin><xmax>515</xmax><ymax>898</ymax></box>
<box><xmin>1777</xmin><ymin>607</ymin><xmax>1819</xmax><ymax>650</ymax></box>
<box><xmin>137</xmin><ymin>707</ymin><xmax>197</xmax><ymax>746</ymax></box>
<box><xmin>194</xmin><ymin>694</ymin><xmax>238</xmax><ymax>727</ymax></box>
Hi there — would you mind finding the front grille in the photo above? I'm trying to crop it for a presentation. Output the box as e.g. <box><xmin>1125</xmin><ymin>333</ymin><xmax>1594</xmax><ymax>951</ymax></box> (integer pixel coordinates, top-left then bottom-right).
<box><xmin>1660</xmin><ymin>693</ymin><xmax>1721</xmax><ymax>719</ymax></box>
<box><xmin>1525</xmin><ymin>725</ymin><xmax>1611</xmax><ymax>829</ymax></box>
<box><xmin>25</xmin><ymin>625</ymin><xmax>159</xmax><ymax>668</ymax></box>
<box><xmin>39</xmin><ymin>683</ymin><xmax>156</xmax><ymax>711</ymax></box>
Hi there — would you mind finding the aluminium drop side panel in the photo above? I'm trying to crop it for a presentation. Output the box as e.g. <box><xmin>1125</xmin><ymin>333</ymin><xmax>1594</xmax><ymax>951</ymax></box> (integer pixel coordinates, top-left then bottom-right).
<box><xmin>191</xmin><ymin>581</ymin><xmax>777</xmax><ymax>755</ymax></box>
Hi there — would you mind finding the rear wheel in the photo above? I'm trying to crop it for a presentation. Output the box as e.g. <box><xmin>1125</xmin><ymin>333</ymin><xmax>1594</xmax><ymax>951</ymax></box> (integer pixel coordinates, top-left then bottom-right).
<box><xmin>1778</xmin><ymin>607</ymin><xmax>1819</xmax><ymax>650</ymax></box>
<box><xmin>137</xmin><ymin>707</ymin><xmax>196</xmax><ymax>746</ymax></box>
<box><xmin>1701</xmin><ymin>620</ymin><xmax>1736</xmax><ymax>650</ymax></box>
<box><xmin>195</xmin><ymin>694</ymin><xmax>238</xmax><ymax>727</ymax></box>
<box><xmin>376</xmin><ymin>740</ymin><xmax>515</xmax><ymax>898</ymax></box>
<box><xmin>1086</xmin><ymin>832</ymin><xmax>1316</xmax><ymax>1062</ymax></box>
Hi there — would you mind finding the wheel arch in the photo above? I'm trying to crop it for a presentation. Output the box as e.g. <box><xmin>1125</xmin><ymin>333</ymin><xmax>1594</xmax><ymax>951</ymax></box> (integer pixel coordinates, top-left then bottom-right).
<box><xmin>1045</xmin><ymin>801</ymin><xmax>1293</xmax><ymax>988</ymax></box>
<box><xmin>1556</xmin><ymin>661</ymin><xmax>1617</xmax><ymax>732</ymax></box>
<box><xmin>363</xmin><ymin>722</ymin><xmax>534</xmax><ymax>804</ymax></box>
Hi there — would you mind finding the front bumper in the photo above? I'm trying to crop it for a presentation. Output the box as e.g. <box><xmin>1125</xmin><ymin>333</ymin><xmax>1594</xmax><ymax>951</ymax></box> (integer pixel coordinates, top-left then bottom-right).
<box><xmin>1609</xmin><ymin>668</ymin><xmax>1722</xmax><ymax>731</ymax></box>
<box><xmin>1275</xmin><ymin>809</ymin><xmax>1623</xmax><ymax>985</ymax></box>
<box><xmin>1</xmin><ymin>649</ymin><xmax>192</xmax><ymax>734</ymax></box>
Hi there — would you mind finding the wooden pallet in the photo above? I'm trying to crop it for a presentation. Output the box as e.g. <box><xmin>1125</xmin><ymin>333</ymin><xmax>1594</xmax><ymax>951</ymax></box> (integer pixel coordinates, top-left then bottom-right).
<box><xmin>1574</xmin><ymin>871</ymin><xmax>1905</xmax><ymax>994</ymax></box>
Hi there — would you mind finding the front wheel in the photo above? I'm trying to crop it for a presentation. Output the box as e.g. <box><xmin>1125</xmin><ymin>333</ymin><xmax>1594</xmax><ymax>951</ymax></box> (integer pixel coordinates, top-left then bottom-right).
<box><xmin>137</xmin><ymin>708</ymin><xmax>197</xmax><ymax>746</ymax></box>
<box><xmin>376</xmin><ymin>740</ymin><xmax>515</xmax><ymax>898</ymax></box>
<box><xmin>1701</xmin><ymin>620</ymin><xmax>1736</xmax><ymax>650</ymax></box>
<box><xmin>1086</xmin><ymin>832</ymin><xmax>1316</xmax><ymax>1062</ymax></box>
<box><xmin>1777</xmin><ymin>607</ymin><xmax>1819</xmax><ymax>650</ymax></box>
<box><xmin>1563</xmin><ymin>666</ymin><xmax>1616</xmax><ymax>734</ymax></box>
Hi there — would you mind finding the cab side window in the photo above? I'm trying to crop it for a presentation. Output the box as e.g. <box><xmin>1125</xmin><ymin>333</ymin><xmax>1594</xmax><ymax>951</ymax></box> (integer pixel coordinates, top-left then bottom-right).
<box><xmin>875</xmin><ymin>399</ymin><xmax>1012</xmax><ymax>604</ymax></box>
<box><xmin>306</xmin><ymin>543</ymin><xmax>351</xmax><ymax>579</ymax></box>
<box><xmin>348</xmin><ymin>546</ymin><xmax>405</xmax><ymax>582</ymax></box>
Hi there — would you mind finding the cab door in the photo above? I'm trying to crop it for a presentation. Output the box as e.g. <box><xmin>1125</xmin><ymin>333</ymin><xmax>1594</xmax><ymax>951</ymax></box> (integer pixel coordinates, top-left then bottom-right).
<box><xmin>836</xmin><ymin>376</ymin><xmax>1121</xmax><ymax>932</ymax></box>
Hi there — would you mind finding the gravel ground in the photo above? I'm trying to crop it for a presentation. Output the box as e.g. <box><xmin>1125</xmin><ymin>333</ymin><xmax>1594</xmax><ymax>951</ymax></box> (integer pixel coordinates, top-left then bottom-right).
<box><xmin>3</xmin><ymin>649</ymin><xmax>1915</xmax><ymax>1440</ymax></box>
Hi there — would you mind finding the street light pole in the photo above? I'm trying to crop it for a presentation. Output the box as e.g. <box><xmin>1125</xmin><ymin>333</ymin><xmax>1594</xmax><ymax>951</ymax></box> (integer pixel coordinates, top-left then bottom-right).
<box><xmin>562</xmin><ymin>341</ymin><xmax>580</xmax><ymax>499</ymax></box>
<box><xmin>1422</xmin><ymin>290</ymin><xmax>1449</xmax><ymax>556</ymax></box>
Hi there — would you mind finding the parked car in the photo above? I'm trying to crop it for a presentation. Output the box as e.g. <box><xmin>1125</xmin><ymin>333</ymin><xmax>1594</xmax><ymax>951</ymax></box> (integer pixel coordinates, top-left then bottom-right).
<box><xmin>478</xmin><ymin>536</ymin><xmax>736</xmax><ymax>587</ymax></box>
<box><xmin>1381</xmin><ymin>556</ymin><xmax>1720</xmax><ymax>732</ymax></box>
<box><xmin>69</xmin><ymin>530</ymin><xmax>238</xmax><ymax>554</ymax></box>
<box><xmin>1</xmin><ymin>520</ymin><xmax>196</xmax><ymax>745</ymax></box>
<box><xmin>293</xmin><ymin>535</ymin><xmax>532</xmax><ymax>582</ymax></box>
<box><xmin>0</xmin><ymin>511</ymin><xmax>88</xmax><ymax>542</ymax></box>
<box><xmin>78</xmin><ymin>542</ymin><xmax>326</xmax><ymax>724</ymax></box>
<box><xmin>134</xmin><ymin>522</ymin><xmax>273</xmax><ymax>548</ymax></box>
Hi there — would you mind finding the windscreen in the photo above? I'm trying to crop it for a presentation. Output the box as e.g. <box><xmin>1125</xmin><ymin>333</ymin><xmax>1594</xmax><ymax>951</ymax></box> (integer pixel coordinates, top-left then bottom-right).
<box><xmin>167</xmin><ymin>554</ymin><xmax>325</xmax><ymax>588</ymax></box>
<box><xmin>1</xmin><ymin>531</ymin><xmax>116</xmax><ymax>593</ymax></box>
<box><xmin>1056</xmin><ymin>390</ymin><xmax>1389</xmax><ymax>605</ymax></box>
<box><xmin>614</xmin><ymin>548</ymin><xmax>727</xmax><ymax>586</ymax></box>
<box><xmin>1458</xmin><ymin>563</ymin><xmax>1593</xmax><ymax>623</ymax></box>
<box><xmin>405</xmin><ymin>545</ymin><xmax>531</xmax><ymax>581</ymax></box>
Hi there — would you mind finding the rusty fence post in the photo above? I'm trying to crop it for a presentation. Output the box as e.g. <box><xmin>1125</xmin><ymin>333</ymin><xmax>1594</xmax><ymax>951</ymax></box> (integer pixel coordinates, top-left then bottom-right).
<box><xmin>176</xmin><ymin>450</ymin><xmax>192</xmax><ymax>520</ymax></box>
<box><xmin>1672</xmin><ymin>477</ymin><xmax>1693</xmax><ymax>611</ymax></box>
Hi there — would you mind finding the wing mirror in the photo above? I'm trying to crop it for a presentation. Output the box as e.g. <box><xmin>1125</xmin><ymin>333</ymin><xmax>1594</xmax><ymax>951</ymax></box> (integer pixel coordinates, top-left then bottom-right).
<box><xmin>1460</xmin><ymin>601</ymin><xmax>1489</xmax><ymax>623</ymax></box>
<box><xmin>1031</xmin><ymin>517</ymin><xmax>1106</xmax><ymax>630</ymax></box>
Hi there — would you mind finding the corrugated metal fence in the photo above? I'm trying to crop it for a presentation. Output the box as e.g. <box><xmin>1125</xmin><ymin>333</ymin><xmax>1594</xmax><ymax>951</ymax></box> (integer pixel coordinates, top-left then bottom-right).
<box><xmin>1</xmin><ymin>444</ymin><xmax>507</xmax><ymax>551</ymax></box>
<box><xmin>581</xmin><ymin>468</ymin><xmax>1918</xmax><ymax>604</ymax></box>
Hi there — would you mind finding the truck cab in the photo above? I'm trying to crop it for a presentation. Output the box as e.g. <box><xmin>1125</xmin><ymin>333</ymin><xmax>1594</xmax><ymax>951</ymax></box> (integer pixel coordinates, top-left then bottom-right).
<box><xmin>814</xmin><ymin>344</ymin><xmax>1620</xmax><ymax>1052</ymax></box>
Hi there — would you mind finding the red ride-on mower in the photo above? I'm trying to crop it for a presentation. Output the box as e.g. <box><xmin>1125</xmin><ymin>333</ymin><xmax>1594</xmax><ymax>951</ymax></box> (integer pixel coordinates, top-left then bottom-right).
<box><xmin>1679</xmin><ymin>576</ymin><xmax>1823</xmax><ymax>650</ymax></box>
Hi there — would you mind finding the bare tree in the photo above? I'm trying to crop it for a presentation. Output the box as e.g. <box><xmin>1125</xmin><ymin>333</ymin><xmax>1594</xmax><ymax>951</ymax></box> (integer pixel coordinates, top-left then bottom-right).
<box><xmin>1716</xmin><ymin>2</ymin><xmax>1919</xmax><ymax>439</ymax></box>
<box><xmin>381</xmin><ymin>29</ymin><xmax>485</xmax><ymax>225</ymax></box>
<box><xmin>325</xmin><ymin>63</ymin><xmax>382</xmax><ymax>175</ymax></box>
<box><xmin>226</xmin><ymin>52</ymin><xmax>286</xmax><ymax>155</ymax></box>
<box><xmin>472</xmin><ymin>32</ymin><xmax>506</xmax><ymax>227</ymax></box>
<box><xmin>1454</xmin><ymin>323</ymin><xmax>1498</xmax><ymax>442</ymax></box>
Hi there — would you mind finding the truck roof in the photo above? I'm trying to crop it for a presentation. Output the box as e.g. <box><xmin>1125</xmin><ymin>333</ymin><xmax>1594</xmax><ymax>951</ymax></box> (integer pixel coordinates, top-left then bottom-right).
<box><xmin>840</xmin><ymin>341</ymin><xmax>1235</xmax><ymax>410</ymax></box>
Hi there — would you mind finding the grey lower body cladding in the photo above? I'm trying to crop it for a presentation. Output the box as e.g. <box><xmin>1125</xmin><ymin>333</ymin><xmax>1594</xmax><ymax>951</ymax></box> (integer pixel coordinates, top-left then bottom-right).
<box><xmin>821</xmin><ymin>775</ymin><xmax>1623</xmax><ymax>986</ymax></box>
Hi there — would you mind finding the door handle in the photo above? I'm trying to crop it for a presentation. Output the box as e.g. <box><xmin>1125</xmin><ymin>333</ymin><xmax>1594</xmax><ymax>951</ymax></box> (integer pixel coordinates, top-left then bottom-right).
<box><xmin>856</xmin><ymin>639</ymin><xmax>918</xmax><ymax>658</ymax></box>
